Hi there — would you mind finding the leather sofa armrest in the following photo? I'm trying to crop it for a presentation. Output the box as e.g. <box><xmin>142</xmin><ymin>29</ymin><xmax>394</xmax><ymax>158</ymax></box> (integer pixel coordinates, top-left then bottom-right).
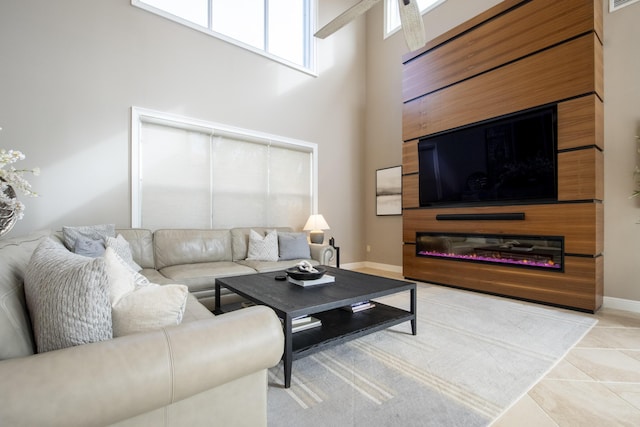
<box><xmin>309</xmin><ymin>243</ymin><xmax>336</xmax><ymax>265</ymax></box>
<box><xmin>0</xmin><ymin>306</ymin><xmax>284</xmax><ymax>427</ymax></box>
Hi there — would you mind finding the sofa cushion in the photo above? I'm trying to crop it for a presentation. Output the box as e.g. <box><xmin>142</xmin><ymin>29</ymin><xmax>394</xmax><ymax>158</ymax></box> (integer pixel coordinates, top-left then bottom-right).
<box><xmin>159</xmin><ymin>262</ymin><xmax>255</xmax><ymax>293</ymax></box>
<box><xmin>106</xmin><ymin>234</ymin><xmax>142</xmax><ymax>272</ymax></box>
<box><xmin>0</xmin><ymin>230</ymin><xmax>50</xmax><ymax>360</ymax></box>
<box><xmin>154</xmin><ymin>229</ymin><xmax>233</xmax><ymax>269</ymax></box>
<box><xmin>181</xmin><ymin>293</ymin><xmax>216</xmax><ymax>323</ymax></box>
<box><xmin>24</xmin><ymin>237</ymin><xmax>112</xmax><ymax>353</ymax></box>
<box><xmin>246</xmin><ymin>229</ymin><xmax>279</xmax><ymax>262</ymax></box>
<box><xmin>139</xmin><ymin>268</ymin><xmax>175</xmax><ymax>285</ymax></box>
<box><xmin>230</xmin><ymin>227</ymin><xmax>292</xmax><ymax>261</ymax></box>
<box><xmin>278</xmin><ymin>231</ymin><xmax>311</xmax><ymax>260</ymax></box>
<box><xmin>62</xmin><ymin>223</ymin><xmax>115</xmax><ymax>251</ymax></box>
<box><xmin>116</xmin><ymin>228</ymin><xmax>155</xmax><ymax>269</ymax></box>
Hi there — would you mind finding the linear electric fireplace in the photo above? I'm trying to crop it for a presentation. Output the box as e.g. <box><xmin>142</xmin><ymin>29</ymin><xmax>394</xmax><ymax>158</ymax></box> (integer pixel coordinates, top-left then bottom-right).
<box><xmin>416</xmin><ymin>232</ymin><xmax>564</xmax><ymax>272</ymax></box>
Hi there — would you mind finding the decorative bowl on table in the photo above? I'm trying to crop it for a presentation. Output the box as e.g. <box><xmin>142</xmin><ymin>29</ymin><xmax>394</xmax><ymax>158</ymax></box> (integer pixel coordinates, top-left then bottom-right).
<box><xmin>285</xmin><ymin>266</ymin><xmax>326</xmax><ymax>281</ymax></box>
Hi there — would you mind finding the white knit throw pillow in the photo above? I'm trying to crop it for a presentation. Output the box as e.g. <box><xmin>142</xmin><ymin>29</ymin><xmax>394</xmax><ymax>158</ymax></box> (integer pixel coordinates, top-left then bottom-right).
<box><xmin>103</xmin><ymin>247</ymin><xmax>187</xmax><ymax>337</ymax></box>
<box><xmin>246</xmin><ymin>229</ymin><xmax>279</xmax><ymax>262</ymax></box>
<box><xmin>24</xmin><ymin>237</ymin><xmax>112</xmax><ymax>353</ymax></box>
<box><xmin>105</xmin><ymin>234</ymin><xmax>142</xmax><ymax>272</ymax></box>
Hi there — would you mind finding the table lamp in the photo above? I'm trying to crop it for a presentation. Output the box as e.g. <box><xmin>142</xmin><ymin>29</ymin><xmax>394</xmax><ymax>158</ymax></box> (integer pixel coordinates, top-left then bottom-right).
<box><xmin>304</xmin><ymin>214</ymin><xmax>330</xmax><ymax>244</ymax></box>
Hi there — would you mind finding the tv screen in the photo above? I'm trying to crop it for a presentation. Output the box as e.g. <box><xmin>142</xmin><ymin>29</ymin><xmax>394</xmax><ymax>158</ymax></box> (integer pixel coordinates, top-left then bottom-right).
<box><xmin>418</xmin><ymin>105</ymin><xmax>557</xmax><ymax>207</ymax></box>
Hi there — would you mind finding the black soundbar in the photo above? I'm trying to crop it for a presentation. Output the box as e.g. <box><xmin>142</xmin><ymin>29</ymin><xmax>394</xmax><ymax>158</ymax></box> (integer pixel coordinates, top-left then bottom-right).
<box><xmin>436</xmin><ymin>213</ymin><xmax>525</xmax><ymax>221</ymax></box>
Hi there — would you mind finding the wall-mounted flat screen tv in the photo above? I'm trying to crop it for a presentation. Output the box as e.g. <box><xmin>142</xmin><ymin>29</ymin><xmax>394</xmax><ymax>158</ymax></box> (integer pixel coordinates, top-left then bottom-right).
<box><xmin>418</xmin><ymin>105</ymin><xmax>557</xmax><ymax>207</ymax></box>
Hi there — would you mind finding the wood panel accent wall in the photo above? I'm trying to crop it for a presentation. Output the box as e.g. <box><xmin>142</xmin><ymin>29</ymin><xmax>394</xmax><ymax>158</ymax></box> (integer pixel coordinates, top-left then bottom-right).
<box><xmin>403</xmin><ymin>34</ymin><xmax>601</xmax><ymax>141</ymax></box>
<box><xmin>401</xmin><ymin>0</ymin><xmax>603</xmax><ymax>312</ymax></box>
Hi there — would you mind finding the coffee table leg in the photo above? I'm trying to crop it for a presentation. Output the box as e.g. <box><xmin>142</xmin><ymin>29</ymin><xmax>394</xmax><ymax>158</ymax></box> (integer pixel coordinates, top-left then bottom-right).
<box><xmin>214</xmin><ymin>281</ymin><xmax>221</xmax><ymax>314</ymax></box>
<box><xmin>410</xmin><ymin>286</ymin><xmax>417</xmax><ymax>335</ymax></box>
<box><xmin>283</xmin><ymin>315</ymin><xmax>293</xmax><ymax>388</ymax></box>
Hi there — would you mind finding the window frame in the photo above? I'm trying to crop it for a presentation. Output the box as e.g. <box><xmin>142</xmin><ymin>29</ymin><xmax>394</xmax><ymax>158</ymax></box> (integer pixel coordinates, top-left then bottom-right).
<box><xmin>132</xmin><ymin>0</ymin><xmax>317</xmax><ymax>76</ymax></box>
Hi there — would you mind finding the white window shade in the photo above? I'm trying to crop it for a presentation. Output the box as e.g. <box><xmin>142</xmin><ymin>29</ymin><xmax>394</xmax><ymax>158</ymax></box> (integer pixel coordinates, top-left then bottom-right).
<box><xmin>267</xmin><ymin>145</ymin><xmax>312</xmax><ymax>229</ymax></box>
<box><xmin>132</xmin><ymin>108</ymin><xmax>317</xmax><ymax>231</ymax></box>
<box><xmin>140</xmin><ymin>123</ymin><xmax>212</xmax><ymax>229</ymax></box>
<box><xmin>210</xmin><ymin>136</ymin><xmax>312</xmax><ymax>229</ymax></box>
<box><xmin>210</xmin><ymin>135</ymin><xmax>269</xmax><ymax>228</ymax></box>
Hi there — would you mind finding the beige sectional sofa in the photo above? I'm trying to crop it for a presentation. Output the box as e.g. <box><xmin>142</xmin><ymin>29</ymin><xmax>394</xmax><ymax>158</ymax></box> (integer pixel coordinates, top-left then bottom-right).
<box><xmin>0</xmin><ymin>230</ymin><xmax>287</xmax><ymax>426</ymax></box>
<box><xmin>118</xmin><ymin>227</ymin><xmax>336</xmax><ymax>310</ymax></box>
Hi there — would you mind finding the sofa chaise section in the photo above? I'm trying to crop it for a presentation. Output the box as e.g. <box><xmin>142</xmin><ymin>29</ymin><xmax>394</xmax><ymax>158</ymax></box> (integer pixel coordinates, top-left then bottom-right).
<box><xmin>0</xmin><ymin>231</ymin><xmax>285</xmax><ymax>427</ymax></box>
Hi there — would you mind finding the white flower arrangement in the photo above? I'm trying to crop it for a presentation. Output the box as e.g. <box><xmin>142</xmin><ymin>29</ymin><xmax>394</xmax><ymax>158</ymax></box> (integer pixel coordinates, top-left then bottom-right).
<box><xmin>0</xmin><ymin>148</ymin><xmax>39</xmax><ymax>220</ymax></box>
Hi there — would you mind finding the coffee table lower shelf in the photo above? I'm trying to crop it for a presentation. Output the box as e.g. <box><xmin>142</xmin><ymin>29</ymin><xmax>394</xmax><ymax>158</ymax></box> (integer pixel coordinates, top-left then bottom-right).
<box><xmin>279</xmin><ymin>301</ymin><xmax>415</xmax><ymax>388</ymax></box>
<box><xmin>290</xmin><ymin>302</ymin><xmax>413</xmax><ymax>358</ymax></box>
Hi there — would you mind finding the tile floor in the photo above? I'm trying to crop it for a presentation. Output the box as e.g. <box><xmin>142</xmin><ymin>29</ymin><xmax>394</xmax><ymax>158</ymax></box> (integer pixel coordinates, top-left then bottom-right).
<box><xmin>493</xmin><ymin>306</ymin><xmax>640</xmax><ymax>426</ymax></box>
<box><xmin>354</xmin><ymin>267</ymin><xmax>640</xmax><ymax>426</ymax></box>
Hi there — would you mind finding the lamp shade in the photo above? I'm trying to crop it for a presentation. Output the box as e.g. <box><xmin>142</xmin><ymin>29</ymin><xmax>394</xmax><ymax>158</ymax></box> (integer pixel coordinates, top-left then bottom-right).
<box><xmin>303</xmin><ymin>214</ymin><xmax>330</xmax><ymax>231</ymax></box>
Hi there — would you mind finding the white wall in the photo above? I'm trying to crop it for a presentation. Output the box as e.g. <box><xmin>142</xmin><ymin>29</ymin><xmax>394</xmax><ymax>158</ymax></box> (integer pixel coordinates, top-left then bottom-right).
<box><xmin>0</xmin><ymin>0</ymin><xmax>367</xmax><ymax>263</ymax></box>
<box><xmin>603</xmin><ymin>1</ymin><xmax>640</xmax><ymax>302</ymax></box>
<box><xmin>364</xmin><ymin>0</ymin><xmax>640</xmax><ymax>303</ymax></box>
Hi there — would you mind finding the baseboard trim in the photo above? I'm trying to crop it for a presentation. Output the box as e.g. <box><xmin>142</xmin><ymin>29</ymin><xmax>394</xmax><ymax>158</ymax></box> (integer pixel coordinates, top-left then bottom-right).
<box><xmin>603</xmin><ymin>296</ymin><xmax>640</xmax><ymax>314</ymax></box>
<box><xmin>340</xmin><ymin>262</ymin><xmax>367</xmax><ymax>270</ymax></box>
<box><xmin>341</xmin><ymin>262</ymin><xmax>402</xmax><ymax>274</ymax></box>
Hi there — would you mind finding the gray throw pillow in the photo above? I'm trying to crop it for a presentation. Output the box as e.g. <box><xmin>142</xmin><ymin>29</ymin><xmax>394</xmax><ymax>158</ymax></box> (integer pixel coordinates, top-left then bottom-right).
<box><xmin>24</xmin><ymin>237</ymin><xmax>112</xmax><ymax>353</ymax></box>
<box><xmin>278</xmin><ymin>232</ymin><xmax>311</xmax><ymax>260</ymax></box>
<box><xmin>62</xmin><ymin>223</ymin><xmax>115</xmax><ymax>251</ymax></box>
<box><xmin>73</xmin><ymin>236</ymin><xmax>105</xmax><ymax>257</ymax></box>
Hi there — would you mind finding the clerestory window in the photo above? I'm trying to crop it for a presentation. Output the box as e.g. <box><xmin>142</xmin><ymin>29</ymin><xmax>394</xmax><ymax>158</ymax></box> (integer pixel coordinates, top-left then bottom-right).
<box><xmin>384</xmin><ymin>0</ymin><xmax>446</xmax><ymax>38</ymax></box>
<box><xmin>132</xmin><ymin>0</ymin><xmax>314</xmax><ymax>73</ymax></box>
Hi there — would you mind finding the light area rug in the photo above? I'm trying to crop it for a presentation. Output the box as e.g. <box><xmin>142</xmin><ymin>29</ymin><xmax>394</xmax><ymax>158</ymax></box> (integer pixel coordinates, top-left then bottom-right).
<box><xmin>267</xmin><ymin>284</ymin><xmax>597</xmax><ymax>427</ymax></box>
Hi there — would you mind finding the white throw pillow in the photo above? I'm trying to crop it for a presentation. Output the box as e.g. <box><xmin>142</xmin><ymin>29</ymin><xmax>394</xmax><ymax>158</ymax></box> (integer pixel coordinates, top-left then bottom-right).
<box><xmin>103</xmin><ymin>247</ymin><xmax>148</xmax><ymax>305</ymax></box>
<box><xmin>111</xmin><ymin>284</ymin><xmax>188</xmax><ymax>337</ymax></box>
<box><xmin>24</xmin><ymin>237</ymin><xmax>112</xmax><ymax>353</ymax></box>
<box><xmin>106</xmin><ymin>234</ymin><xmax>143</xmax><ymax>272</ymax></box>
<box><xmin>246</xmin><ymin>229</ymin><xmax>279</xmax><ymax>262</ymax></box>
<box><xmin>103</xmin><ymin>246</ymin><xmax>188</xmax><ymax>337</ymax></box>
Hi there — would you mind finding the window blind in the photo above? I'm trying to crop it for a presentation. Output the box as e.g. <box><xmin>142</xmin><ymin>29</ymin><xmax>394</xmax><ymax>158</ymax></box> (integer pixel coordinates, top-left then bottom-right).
<box><xmin>135</xmin><ymin>113</ymin><xmax>314</xmax><ymax>231</ymax></box>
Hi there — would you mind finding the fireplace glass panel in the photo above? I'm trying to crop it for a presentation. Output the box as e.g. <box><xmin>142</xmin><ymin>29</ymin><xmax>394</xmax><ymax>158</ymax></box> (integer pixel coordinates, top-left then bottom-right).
<box><xmin>416</xmin><ymin>232</ymin><xmax>563</xmax><ymax>271</ymax></box>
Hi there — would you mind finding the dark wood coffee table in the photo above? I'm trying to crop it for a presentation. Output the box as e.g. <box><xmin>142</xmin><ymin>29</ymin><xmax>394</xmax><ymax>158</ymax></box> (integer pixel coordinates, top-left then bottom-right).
<box><xmin>214</xmin><ymin>267</ymin><xmax>416</xmax><ymax>388</ymax></box>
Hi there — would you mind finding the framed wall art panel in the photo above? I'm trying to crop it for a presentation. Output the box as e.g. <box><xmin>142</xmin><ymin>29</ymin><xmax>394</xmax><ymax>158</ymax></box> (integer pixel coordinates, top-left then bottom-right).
<box><xmin>376</xmin><ymin>166</ymin><xmax>402</xmax><ymax>216</ymax></box>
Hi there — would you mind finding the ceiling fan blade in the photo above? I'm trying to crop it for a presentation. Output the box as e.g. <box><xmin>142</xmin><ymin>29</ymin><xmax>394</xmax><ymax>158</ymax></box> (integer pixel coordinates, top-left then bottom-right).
<box><xmin>314</xmin><ymin>0</ymin><xmax>381</xmax><ymax>39</ymax></box>
<box><xmin>397</xmin><ymin>0</ymin><xmax>426</xmax><ymax>51</ymax></box>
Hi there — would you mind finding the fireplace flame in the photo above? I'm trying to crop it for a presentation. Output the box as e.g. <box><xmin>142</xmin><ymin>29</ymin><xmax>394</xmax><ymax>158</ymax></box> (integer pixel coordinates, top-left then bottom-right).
<box><xmin>417</xmin><ymin>250</ymin><xmax>561</xmax><ymax>269</ymax></box>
